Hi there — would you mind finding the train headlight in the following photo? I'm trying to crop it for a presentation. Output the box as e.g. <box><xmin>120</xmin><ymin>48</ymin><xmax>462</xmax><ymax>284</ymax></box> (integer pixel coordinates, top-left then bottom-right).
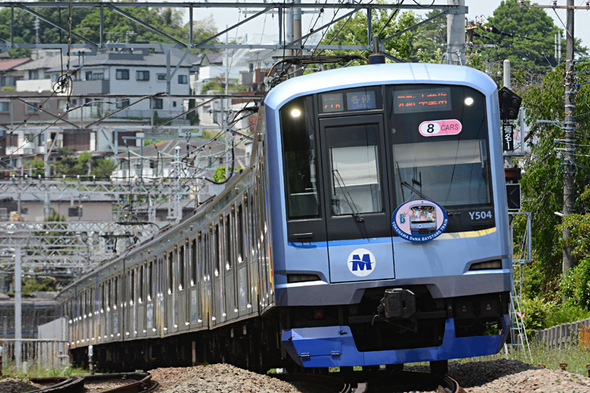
<box><xmin>464</xmin><ymin>97</ymin><xmax>474</xmax><ymax>106</ymax></box>
<box><xmin>291</xmin><ymin>109</ymin><xmax>301</xmax><ymax>118</ymax></box>
<box><xmin>469</xmin><ymin>260</ymin><xmax>502</xmax><ymax>271</ymax></box>
<box><xmin>287</xmin><ymin>274</ymin><xmax>320</xmax><ymax>283</ymax></box>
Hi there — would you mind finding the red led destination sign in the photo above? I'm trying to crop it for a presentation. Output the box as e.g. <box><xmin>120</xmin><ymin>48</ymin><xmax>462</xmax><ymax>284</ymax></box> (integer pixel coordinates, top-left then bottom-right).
<box><xmin>394</xmin><ymin>87</ymin><xmax>451</xmax><ymax>114</ymax></box>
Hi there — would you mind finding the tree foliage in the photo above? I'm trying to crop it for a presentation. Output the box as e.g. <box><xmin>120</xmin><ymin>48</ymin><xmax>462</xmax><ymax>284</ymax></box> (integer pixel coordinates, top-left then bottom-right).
<box><xmin>0</xmin><ymin>5</ymin><xmax>219</xmax><ymax>58</ymax></box>
<box><xmin>519</xmin><ymin>59</ymin><xmax>590</xmax><ymax>297</ymax></box>
<box><xmin>472</xmin><ymin>0</ymin><xmax>587</xmax><ymax>83</ymax></box>
<box><xmin>319</xmin><ymin>6</ymin><xmax>418</xmax><ymax>64</ymax></box>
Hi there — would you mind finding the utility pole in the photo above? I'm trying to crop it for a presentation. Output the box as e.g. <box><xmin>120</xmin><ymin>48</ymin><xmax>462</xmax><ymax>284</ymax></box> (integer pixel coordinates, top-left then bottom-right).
<box><xmin>446</xmin><ymin>0</ymin><xmax>465</xmax><ymax>65</ymax></box>
<box><xmin>562</xmin><ymin>0</ymin><xmax>576</xmax><ymax>273</ymax></box>
<box><xmin>524</xmin><ymin>0</ymin><xmax>589</xmax><ymax>274</ymax></box>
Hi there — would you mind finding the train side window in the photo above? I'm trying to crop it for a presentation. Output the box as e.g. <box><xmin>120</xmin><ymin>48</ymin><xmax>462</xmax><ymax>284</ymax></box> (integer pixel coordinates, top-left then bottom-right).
<box><xmin>214</xmin><ymin>224</ymin><xmax>220</xmax><ymax>275</ymax></box>
<box><xmin>237</xmin><ymin>204</ymin><xmax>244</xmax><ymax>263</ymax></box>
<box><xmin>114</xmin><ymin>277</ymin><xmax>118</xmax><ymax>308</ymax></box>
<box><xmin>191</xmin><ymin>239</ymin><xmax>197</xmax><ymax>286</ymax></box>
<box><xmin>225</xmin><ymin>214</ymin><xmax>231</xmax><ymax>269</ymax></box>
<box><xmin>168</xmin><ymin>251</ymin><xmax>174</xmax><ymax>293</ymax></box>
<box><xmin>179</xmin><ymin>245</ymin><xmax>185</xmax><ymax>290</ymax></box>
<box><xmin>108</xmin><ymin>280</ymin><xmax>111</xmax><ymax>309</ymax></box>
<box><xmin>204</xmin><ymin>232</ymin><xmax>210</xmax><ymax>278</ymax></box>
<box><xmin>130</xmin><ymin>269</ymin><xmax>135</xmax><ymax>305</ymax></box>
<box><xmin>148</xmin><ymin>259</ymin><xmax>153</xmax><ymax>300</ymax></box>
<box><xmin>139</xmin><ymin>265</ymin><xmax>144</xmax><ymax>303</ymax></box>
<box><xmin>101</xmin><ymin>283</ymin><xmax>105</xmax><ymax>312</ymax></box>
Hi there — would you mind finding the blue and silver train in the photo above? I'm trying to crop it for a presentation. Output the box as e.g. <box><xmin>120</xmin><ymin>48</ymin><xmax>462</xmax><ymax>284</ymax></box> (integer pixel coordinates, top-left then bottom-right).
<box><xmin>58</xmin><ymin>62</ymin><xmax>512</xmax><ymax>373</ymax></box>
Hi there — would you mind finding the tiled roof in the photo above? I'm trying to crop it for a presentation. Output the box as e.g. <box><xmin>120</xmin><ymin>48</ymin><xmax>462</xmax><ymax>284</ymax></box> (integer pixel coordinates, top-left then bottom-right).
<box><xmin>0</xmin><ymin>58</ymin><xmax>32</xmax><ymax>72</ymax></box>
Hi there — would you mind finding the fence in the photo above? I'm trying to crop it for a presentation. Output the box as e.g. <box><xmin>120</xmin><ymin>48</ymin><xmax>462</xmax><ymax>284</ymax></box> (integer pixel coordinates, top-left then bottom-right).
<box><xmin>534</xmin><ymin>317</ymin><xmax>590</xmax><ymax>349</ymax></box>
<box><xmin>1</xmin><ymin>339</ymin><xmax>69</xmax><ymax>373</ymax></box>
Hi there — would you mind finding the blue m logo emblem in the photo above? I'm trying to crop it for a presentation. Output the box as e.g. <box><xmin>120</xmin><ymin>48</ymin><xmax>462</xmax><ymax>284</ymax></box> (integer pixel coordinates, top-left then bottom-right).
<box><xmin>351</xmin><ymin>254</ymin><xmax>372</xmax><ymax>271</ymax></box>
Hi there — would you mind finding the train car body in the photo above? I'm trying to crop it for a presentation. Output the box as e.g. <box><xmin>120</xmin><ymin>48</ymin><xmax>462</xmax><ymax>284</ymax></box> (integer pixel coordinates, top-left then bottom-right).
<box><xmin>57</xmin><ymin>63</ymin><xmax>512</xmax><ymax>372</ymax></box>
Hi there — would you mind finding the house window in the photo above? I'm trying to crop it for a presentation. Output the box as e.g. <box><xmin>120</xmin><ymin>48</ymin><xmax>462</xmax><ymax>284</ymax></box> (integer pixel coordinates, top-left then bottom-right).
<box><xmin>0</xmin><ymin>102</ymin><xmax>8</xmax><ymax>112</ymax></box>
<box><xmin>157</xmin><ymin>73</ymin><xmax>167</xmax><ymax>81</ymax></box>
<box><xmin>136</xmin><ymin>71</ymin><xmax>150</xmax><ymax>81</ymax></box>
<box><xmin>69</xmin><ymin>207</ymin><xmax>82</xmax><ymax>217</ymax></box>
<box><xmin>26</xmin><ymin>103</ymin><xmax>39</xmax><ymax>114</ymax></box>
<box><xmin>172</xmin><ymin>101</ymin><xmax>177</xmax><ymax>107</ymax></box>
<box><xmin>92</xmin><ymin>72</ymin><xmax>104</xmax><ymax>80</ymax></box>
<box><xmin>178</xmin><ymin>75</ymin><xmax>188</xmax><ymax>84</ymax></box>
<box><xmin>28</xmin><ymin>70</ymin><xmax>39</xmax><ymax>79</ymax></box>
<box><xmin>116</xmin><ymin>99</ymin><xmax>130</xmax><ymax>109</ymax></box>
<box><xmin>116</xmin><ymin>69</ymin><xmax>129</xmax><ymax>80</ymax></box>
<box><xmin>152</xmin><ymin>98</ymin><xmax>163</xmax><ymax>110</ymax></box>
<box><xmin>85</xmin><ymin>71</ymin><xmax>92</xmax><ymax>80</ymax></box>
<box><xmin>51</xmin><ymin>74</ymin><xmax>59</xmax><ymax>83</ymax></box>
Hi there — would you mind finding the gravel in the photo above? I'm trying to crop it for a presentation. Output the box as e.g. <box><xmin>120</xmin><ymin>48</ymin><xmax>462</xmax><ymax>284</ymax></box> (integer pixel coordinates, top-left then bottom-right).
<box><xmin>0</xmin><ymin>378</ymin><xmax>43</xmax><ymax>393</ymax></box>
<box><xmin>150</xmin><ymin>360</ymin><xmax>590</xmax><ymax>393</ymax></box>
<box><xmin>149</xmin><ymin>363</ymin><xmax>326</xmax><ymax>393</ymax></box>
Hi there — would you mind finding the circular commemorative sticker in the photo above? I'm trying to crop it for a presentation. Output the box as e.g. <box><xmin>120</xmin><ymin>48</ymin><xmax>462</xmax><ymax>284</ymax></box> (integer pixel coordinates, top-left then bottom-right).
<box><xmin>391</xmin><ymin>200</ymin><xmax>448</xmax><ymax>242</ymax></box>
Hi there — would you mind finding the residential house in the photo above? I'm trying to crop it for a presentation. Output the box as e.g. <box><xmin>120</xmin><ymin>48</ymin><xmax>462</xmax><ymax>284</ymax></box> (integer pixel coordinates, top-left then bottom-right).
<box><xmin>0</xmin><ymin>57</ymin><xmax>31</xmax><ymax>90</ymax></box>
<box><xmin>46</xmin><ymin>48</ymin><xmax>200</xmax><ymax>122</ymax></box>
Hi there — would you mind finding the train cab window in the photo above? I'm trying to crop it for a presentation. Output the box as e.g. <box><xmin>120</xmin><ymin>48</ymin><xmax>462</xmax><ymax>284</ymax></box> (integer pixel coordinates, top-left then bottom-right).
<box><xmin>388</xmin><ymin>85</ymin><xmax>492</xmax><ymax>207</ymax></box>
<box><xmin>326</xmin><ymin>123</ymin><xmax>383</xmax><ymax>216</ymax></box>
<box><xmin>280</xmin><ymin>96</ymin><xmax>320</xmax><ymax>219</ymax></box>
<box><xmin>237</xmin><ymin>205</ymin><xmax>244</xmax><ymax>263</ymax></box>
<box><xmin>191</xmin><ymin>239</ymin><xmax>197</xmax><ymax>285</ymax></box>
<box><xmin>168</xmin><ymin>252</ymin><xmax>174</xmax><ymax>293</ymax></box>
<box><xmin>225</xmin><ymin>215</ymin><xmax>231</xmax><ymax>269</ymax></box>
<box><xmin>179</xmin><ymin>245</ymin><xmax>185</xmax><ymax>290</ymax></box>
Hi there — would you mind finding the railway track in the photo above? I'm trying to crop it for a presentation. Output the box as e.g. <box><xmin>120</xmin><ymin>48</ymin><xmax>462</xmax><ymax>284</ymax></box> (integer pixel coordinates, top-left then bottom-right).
<box><xmin>30</xmin><ymin>372</ymin><xmax>158</xmax><ymax>393</ymax></box>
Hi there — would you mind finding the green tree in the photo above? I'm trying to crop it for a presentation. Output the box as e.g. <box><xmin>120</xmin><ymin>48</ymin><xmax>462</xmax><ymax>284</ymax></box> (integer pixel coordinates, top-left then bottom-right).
<box><xmin>28</xmin><ymin>157</ymin><xmax>45</xmax><ymax>177</ymax></box>
<box><xmin>519</xmin><ymin>59</ymin><xmax>590</xmax><ymax>296</ymax></box>
<box><xmin>472</xmin><ymin>0</ymin><xmax>588</xmax><ymax>82</ymax></box>
<box><xmin>319</xmin><ymin>6</ymin><xmax>418</xmax><ymax>64</ymax></box>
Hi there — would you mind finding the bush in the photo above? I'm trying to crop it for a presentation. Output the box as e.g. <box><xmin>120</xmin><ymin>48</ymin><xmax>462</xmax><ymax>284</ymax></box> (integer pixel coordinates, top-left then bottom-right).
<box><xmin>559</xmin><ymin>258</ymin><xmax>590</xmax><ymax>309</ymax></box>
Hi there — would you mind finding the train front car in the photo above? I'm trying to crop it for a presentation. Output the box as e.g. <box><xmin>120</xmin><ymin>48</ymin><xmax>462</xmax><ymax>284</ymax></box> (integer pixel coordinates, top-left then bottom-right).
<box><xmin>264</xmin><ymin>63</ymin><xmax>512</xmax><ymax>370</ymax></box>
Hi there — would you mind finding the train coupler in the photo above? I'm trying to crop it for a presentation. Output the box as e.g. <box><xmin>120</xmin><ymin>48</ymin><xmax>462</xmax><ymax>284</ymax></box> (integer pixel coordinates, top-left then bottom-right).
<box><xmin>377</xmin><ymin>288</ymin><xmax>416</xmax><ymax>319</ymax></box>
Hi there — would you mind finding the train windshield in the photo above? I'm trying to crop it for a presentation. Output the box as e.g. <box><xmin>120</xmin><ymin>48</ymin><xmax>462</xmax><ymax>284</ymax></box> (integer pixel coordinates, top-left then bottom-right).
<box><xmin>389</xmin><ymin>85</ymin><xmax>491</xmax><ymax>207</ymax></box>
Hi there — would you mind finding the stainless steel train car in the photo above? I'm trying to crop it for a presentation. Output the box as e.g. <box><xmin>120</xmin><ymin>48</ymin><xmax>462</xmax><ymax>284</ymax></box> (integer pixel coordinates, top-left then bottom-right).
<box><xmin>57</xmin><ymin>63</ymin><xmax>513</xmax><ymax>373</ymax></box>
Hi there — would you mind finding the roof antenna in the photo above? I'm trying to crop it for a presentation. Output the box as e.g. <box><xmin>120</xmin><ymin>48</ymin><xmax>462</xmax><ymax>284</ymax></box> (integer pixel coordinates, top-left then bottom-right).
<box><xmin>369</xmin><ymin>36</ymin><xmax>385</xmax><ymax>64</ymax></box>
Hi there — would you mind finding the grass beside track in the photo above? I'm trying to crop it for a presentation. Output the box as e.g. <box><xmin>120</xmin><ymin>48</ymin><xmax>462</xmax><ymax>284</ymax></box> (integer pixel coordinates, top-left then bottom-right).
<box><xmin>456</xmin><ymin>340</ymin><xmax>590</xmax><ymax>377</ymax></box>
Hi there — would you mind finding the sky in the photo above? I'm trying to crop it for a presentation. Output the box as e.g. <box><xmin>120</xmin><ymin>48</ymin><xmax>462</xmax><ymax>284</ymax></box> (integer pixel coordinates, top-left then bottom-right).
<box><xmin>192</xmin><ymin>0</ymin><xmax>590</xmax><ymax>53</ymax></box>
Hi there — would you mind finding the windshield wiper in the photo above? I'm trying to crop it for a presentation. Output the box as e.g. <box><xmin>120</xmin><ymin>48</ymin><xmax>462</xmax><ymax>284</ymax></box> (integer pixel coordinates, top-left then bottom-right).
<box><xmin>333</xmin><ymin>169</ymin><xmax>364</xmax><ymax>223</ymax></box>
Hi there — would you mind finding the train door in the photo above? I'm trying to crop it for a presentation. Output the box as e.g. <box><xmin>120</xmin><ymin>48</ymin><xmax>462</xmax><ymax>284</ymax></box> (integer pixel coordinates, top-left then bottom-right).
<box><xmin>203</xmin><ymin>231</ymin><xmax>212</xmax><ymax>327</ymax></box>
<box><xmin>212</xmin><ymin>221</ymin><xmax>224</xmax><ymax>325</ymax></box>
<box><xmin>248</xmin><ymin>193</ymin><xmax>259</xmax><ymax>315</ymax></box>
<box><xmin>156</xmin><ymin>254</ymin><xmax>165</xmax><ymax>337</ymax></box>
<box><xmin>319</xmin><ymin>115</ymin><xmax>395</xmax><ymax>283</ymax></box>
<box><xmin>146</xmin><ymin>258</ymin><xmax>155</xmax><ymax>335</ymax></box>
<box><xmin>188</xmin><ymin>238</ymin><xmax>197</xmax><ymax>326</ymax></box>
<box><xmin>236</xmin><ymin>201</ymin><xmax>250</xmax><ymax>315</ymax></box>
<box><xmin>113</xmin><ymin>275</ymin><xmax>120</xmax><ymax>340</ymax></box>
<box><xmin>138</xmin><ymin>263</ymin><xmax>145</xmax><ymax>336</ymax></box>
<box><xmin>166</xmin><ymin>250</ymin><xmax>175</xmax><ymax>333</ymax></box>
<box><xmin>224</xmin><ymin>213</ymin><xmax>237</xmax><ymax>320</ymax></box>
<box><xmin>178</xmin><ymin>242</ymin><xmax>188</xmax><ymax>332</ymax></box>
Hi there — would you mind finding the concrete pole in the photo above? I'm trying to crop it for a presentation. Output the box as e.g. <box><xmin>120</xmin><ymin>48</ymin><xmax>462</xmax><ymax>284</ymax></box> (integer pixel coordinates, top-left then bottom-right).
<box><xmin>286</xmin><ymin>2</ymin><xmax>294</xmax><ymax>57</ymax></box>
<box><xmin>446</xmin><ymin>0</ymin><xmax>465</xmax><ymax>65</ymax></box>
<box><xmin>562</xmin><ymin>0</ymin><xmax>576</xmax><ymax>274</ymax></box>
<box><xmin>44</xmin><ymin>130</ymin><xmax>51</xmax><ymax>218</ymax></box>
<box><xmin>15</xmin><ymin>247</ymin><xmax>21</xmax><ymax>371</ymax></box>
